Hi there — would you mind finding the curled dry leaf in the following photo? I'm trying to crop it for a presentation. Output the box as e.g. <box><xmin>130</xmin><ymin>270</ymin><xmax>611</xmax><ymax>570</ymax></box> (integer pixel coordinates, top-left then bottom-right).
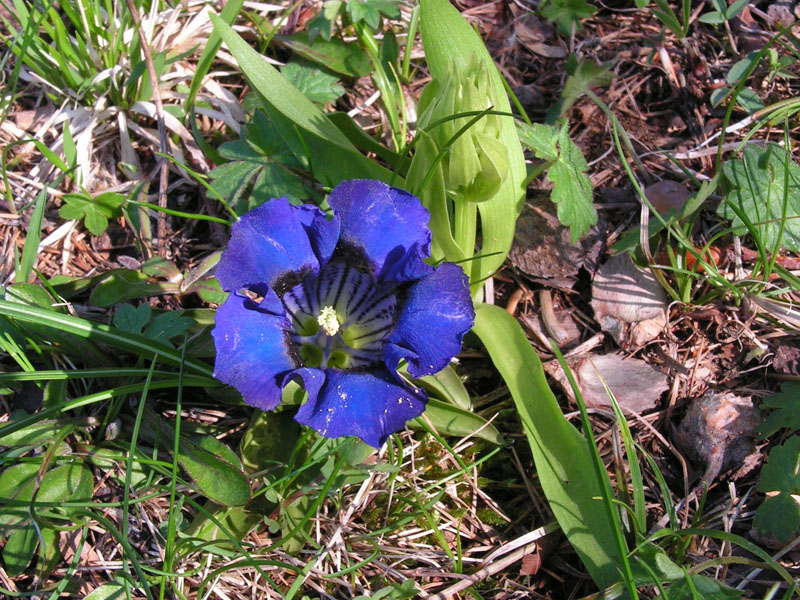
<box><xmin>510</xmin><ymin>196</ymin><xmax>604</xmax><ymax>289</ymax></box>
<box><xmin>591</xmin><ymin>254</ymin><xmax>667</xmax><ymax>349</ymax></box>
<box><xmin>675</xmin><ymin>392</ymin><xmax>762</xmax><ymax>484</ymax></box>
<box><xmin>644</xmin><ymin>180</ymin><xmax>690</xmax><ymax>216</ymax></box>
<box><xmin>773</xmin><ymin>344</ymin><xmax>800</xmax><ymax>377</ymax></box>
<box><xmin>544</xmin><ymin>352</ymin><xmax>668</xmax><ymax>413</ymax></box>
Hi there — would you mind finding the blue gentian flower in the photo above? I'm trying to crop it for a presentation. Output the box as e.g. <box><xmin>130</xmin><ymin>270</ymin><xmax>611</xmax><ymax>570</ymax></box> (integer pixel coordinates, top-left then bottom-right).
<box><xmin>212</xmin><ymin>180</ymin><xmax>475</xmax><ymax>447</ymax></box>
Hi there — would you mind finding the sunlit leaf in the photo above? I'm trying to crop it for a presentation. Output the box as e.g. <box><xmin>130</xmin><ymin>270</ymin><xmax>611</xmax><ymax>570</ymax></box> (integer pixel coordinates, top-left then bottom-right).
<box><xmin>472</xmin><ymin>304</ymin><xmax>623</xmax><ymax>588</ymax></box>
<box><xmin>720</xmin><ymin>142</ymin><xmax>800</xmax><ymax>252</ymax></box>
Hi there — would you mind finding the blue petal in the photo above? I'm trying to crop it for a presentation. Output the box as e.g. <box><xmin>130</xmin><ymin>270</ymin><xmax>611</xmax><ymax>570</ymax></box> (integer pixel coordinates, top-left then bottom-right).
<box><xmin>328</xmin><ymin>180</ymin><xmax>432</xmax><ymax>283</ymax></box>
<box><xmin>213</xmin><ymin>291</ymin><xmax>298</xmax><ymax>411</ymax></box>
<box><xmin>293</xmin><ymin>369</ymin><xmax>427</xmax><ymax>447</ymax></box>
<box><xmin>385</xmin><ymin>262</ymin><xmax>474</xmax><ymax>378</ymax></box>
<box><xmin>217</xmin><ymin>198</ymin><xmax>340</xmax><ymax>292</ymax></box>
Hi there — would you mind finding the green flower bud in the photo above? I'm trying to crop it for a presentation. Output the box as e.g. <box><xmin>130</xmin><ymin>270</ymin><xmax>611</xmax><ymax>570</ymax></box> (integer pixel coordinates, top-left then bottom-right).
<box><xmin>416</xmin><ymin>55</ymin><xmax>508</xmax><ymax>203</ymax></box>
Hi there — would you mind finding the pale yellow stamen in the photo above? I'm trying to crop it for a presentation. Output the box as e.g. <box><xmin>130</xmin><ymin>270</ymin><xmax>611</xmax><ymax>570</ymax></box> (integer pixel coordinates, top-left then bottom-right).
<box><xmin>317</xmin><ymin>306</ymin><xmax>340</xmax><ymax>336</ymax></box>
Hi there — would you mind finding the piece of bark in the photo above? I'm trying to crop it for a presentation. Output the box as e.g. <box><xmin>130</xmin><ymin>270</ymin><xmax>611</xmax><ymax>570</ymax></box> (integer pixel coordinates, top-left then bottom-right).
<box><xmin>544</xmin><ymin>352</ymin><xmax>668</xmax><ymax>413</ymax></box>
<box><xmin>510</xmin><ymin>196</ymin><xmax>605</xmax><ymax>289</ymax></box>
<box><xmin>675</xmin><ymin>392</ymin><xmax>762</xmax><ymax>484</ymax></box>
<box><xmin>591</xmin><ymin>254</ymin><xmax>668</xmax><ymax>349</ymax></box>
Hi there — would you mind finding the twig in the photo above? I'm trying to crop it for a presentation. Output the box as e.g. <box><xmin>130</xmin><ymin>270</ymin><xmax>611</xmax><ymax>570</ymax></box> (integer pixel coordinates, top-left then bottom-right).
<box><xmin>124</xmin><ymin>0</ymin><xmax>169</xmax><ymax>257</ymax></box>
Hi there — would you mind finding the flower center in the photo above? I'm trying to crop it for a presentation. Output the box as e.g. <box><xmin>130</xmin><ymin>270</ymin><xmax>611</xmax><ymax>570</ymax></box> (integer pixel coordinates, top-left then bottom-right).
<box><xmin>317</xmin><ymin>306</ymin><xmax>340</xmax><ymax>336</ymax></box>
<box><xmin>281</xmin><ymin>263</ymin><xmax>396</xmax><ymax>370</ymax></box>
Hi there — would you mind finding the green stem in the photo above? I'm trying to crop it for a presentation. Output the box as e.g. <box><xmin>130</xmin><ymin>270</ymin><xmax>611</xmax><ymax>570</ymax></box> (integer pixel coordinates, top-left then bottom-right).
<box><xmin>453</xmin><ymin>193</ymin><xmax>476</xmax><ymax>261</ymax></box>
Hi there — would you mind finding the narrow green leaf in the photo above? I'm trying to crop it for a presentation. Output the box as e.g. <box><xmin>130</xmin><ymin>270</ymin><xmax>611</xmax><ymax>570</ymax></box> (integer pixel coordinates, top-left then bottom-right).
<box><xmin>16</xmin><ymin>186</ymin><xmax>47</xmax><ymax>283</ymax></box>
<box><xmin>0</xmin><ymin>299</ymin><xmax>214</xmax><ymax>376</ymax></box>
<box><xmin>472</xmin><ymin>304</ymin><xmax>622</xmax><ymax>588</ymax></box>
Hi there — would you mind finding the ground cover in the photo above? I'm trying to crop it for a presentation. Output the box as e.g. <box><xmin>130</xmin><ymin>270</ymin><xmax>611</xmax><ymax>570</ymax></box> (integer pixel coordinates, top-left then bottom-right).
<box><xmin>1</xmin><ymin>0</ymin><xmax>799</xmax><ymax>598</ymax></box>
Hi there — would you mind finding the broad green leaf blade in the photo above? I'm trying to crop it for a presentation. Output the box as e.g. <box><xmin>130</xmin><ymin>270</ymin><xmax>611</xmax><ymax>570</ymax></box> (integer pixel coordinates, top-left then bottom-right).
<box><xmin>3</xmin><ymin>523</ymin><xmax>37</xmax><ymax>577</ymax></box>
<box><xmin>281</xmin><ymin>61</ymin><xmax>344</xmax><ymax>104</ymax></box>
<box><xmin>0</xmin><ymin>462</ymin><xmax>39</xmax><ymax>529</ymax></box>
<box><xmin>720</xmin><ymin>142</ymin><xmax>800</xmax><ymax>252</ymax></box>
<box><xmin>178</xmin><ymin>434</ymin><xmax>252</xmax><ymax>506</ymax></box>
<box><xmin>89</xmin><ymin>269</ymin><xmax>179</xmax><ymax>307</ymax></box>
<box><xmin>757</xmin><ymin>435</ymin><xmax>800</xmax><ymax>494</ymax></box>
<box><xmin>277</xmin><ymin>33</ymin><xmax>371</xmax><ymax>78</ymax></box>
<box><xmin>37</xmin><ymin>461</ymin><xmax>93</xmax><ymax>503</ymax></box>
<box><xmin>240</xmin><ymin>410</ymin><xmax>300</xmax><ymax>473</ymax></box>
<box><xmin>0</xmin><ymin>410</ymin><xmax>60</xmax><ymax>447</ymax></box>
<box><xmin>518</xmin><ymin>122</ymin><xmax>597</xmax><ymax>241</ymax></box>
<box><xmin>757</xmin><ymin>382</ymin><xmax>800</xmax><ymax>439</ymax></box>
<box><xmin>419</xmin><ymin>364</ymin><xmax>471</xmax><ymax>411</ymax></box>
<box><xmin>415</xmin><ymin>398</ymin><xmax>504</xmax><ymax>445</ymax></box>
<box><xmin>210</xmin><ymin>14</ymin><xmax>393</xmax><ymax>186</ymax></box>
<box><xmin>753</xmin><ymin>493</ymin><xmax>800</xmax><ymax>544</ymax></box>
<box><xmin>347</xmin><ymin>0</ymin><xmax>401</xmax><ymax>29</ymax></box>
<box><xmin>420</xmin><ymin>0</ymin><xmax>526</xmax><ymax>290</ymax></box>
<box><xmin>472</xmin><ymin>304</ymin><xmax>622</xmax><ymax>588</ymax></box>
<box><xmin>185</xmin><ymin>500</ymin><xmax>266</xmax><ymax>545</ymax></box>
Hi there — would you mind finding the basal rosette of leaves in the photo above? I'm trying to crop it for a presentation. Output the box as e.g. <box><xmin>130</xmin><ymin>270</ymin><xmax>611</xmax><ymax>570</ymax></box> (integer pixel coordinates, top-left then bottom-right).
<box><xmin>212</xmin><ymin>180</ymin><xmax>475</xmax><ymax>447</ymax></box>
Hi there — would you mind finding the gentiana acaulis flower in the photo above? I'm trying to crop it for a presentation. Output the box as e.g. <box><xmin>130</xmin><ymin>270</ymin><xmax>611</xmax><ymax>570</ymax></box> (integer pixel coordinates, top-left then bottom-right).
<box><xmin>212</xmin><ymin>180</ymin><xmax>475</xmax><ymax>447</ymax></box>
<box><xmin>416</xmin><ymin>54</ymin><xmax>508</xmax><ymax>203</ymax></box>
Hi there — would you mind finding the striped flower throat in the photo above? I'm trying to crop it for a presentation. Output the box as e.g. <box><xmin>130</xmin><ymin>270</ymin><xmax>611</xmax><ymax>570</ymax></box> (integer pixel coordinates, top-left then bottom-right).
<box><xmin>282</xmin><ymin>262</ymin><xmax>396</xmax><ymax>370</ymax></box>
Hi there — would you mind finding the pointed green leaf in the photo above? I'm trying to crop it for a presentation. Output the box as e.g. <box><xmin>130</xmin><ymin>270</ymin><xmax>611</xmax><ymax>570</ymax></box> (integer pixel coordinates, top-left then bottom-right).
<box><xmin>3</xmin><ymin>522</ymin><xmax>37</xmax><ymax>576</ymax></box>
<box><xmin>178</xmin><ymin>434</ymin><xmax>252</xmax><ymax>506</ymax></box>
<box><xmin>416</xmin><ymin>398</ymin><xmax>504</xmax><ymax>445</ymax></box>
<box><xmin>419</xmin><ymin>364</ymin><xmax>471</xmax><ymax>411</ymax></box>
<box><xmin>472</xmin><ymin>304</ymin><xmax>623</xmax><ymax>588</ymax></box>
